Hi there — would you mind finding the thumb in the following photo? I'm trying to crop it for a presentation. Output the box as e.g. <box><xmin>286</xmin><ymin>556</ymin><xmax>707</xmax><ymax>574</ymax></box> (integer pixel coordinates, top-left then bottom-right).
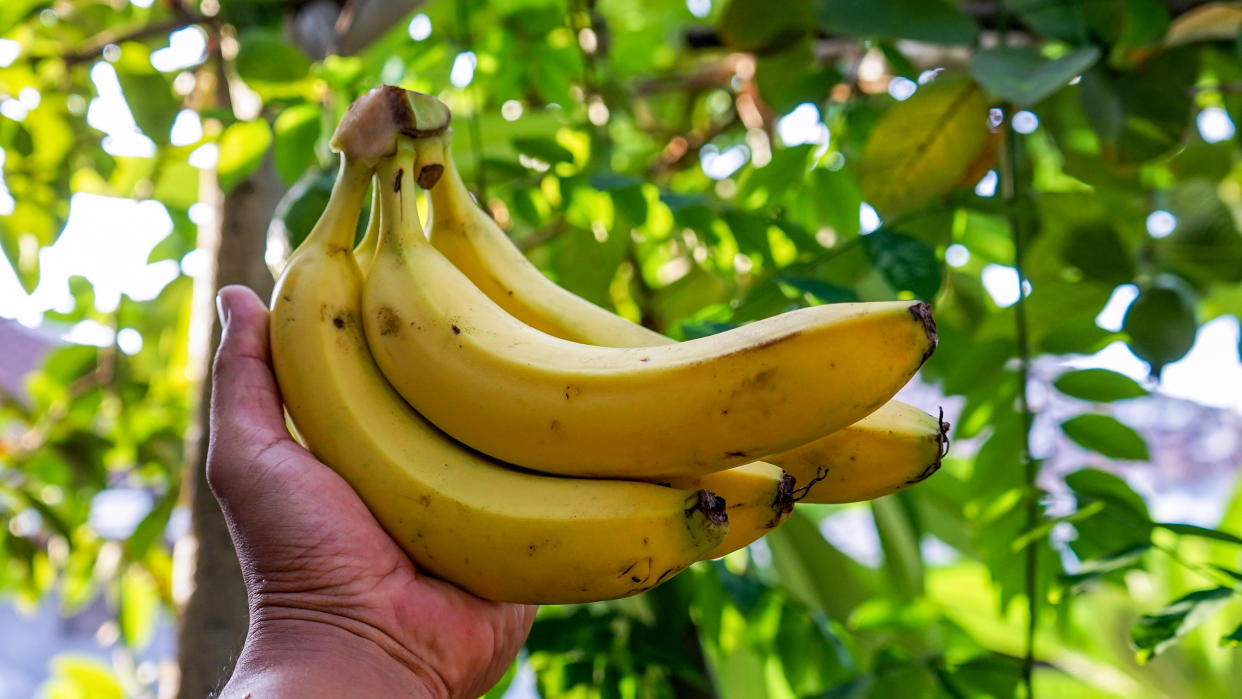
<box><xmin>207</xmin><ymin>285</ymin><xmax>293</xmax><ymax>493</ymax></box>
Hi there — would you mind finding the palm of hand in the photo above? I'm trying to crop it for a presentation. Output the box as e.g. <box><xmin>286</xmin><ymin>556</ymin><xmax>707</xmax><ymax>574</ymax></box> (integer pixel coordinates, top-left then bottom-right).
<box><xmin>209</xmin><ymin>285</ymin><xmax>535</xmax><ymax>698</ymax></box>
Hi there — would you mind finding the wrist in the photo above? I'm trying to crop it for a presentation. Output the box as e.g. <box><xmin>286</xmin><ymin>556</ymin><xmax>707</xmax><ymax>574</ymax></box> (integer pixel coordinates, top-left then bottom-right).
<box><xmin>218</xmin><ymin>613</ymin><xmax>448</xmax><ymax>699</ymax></box>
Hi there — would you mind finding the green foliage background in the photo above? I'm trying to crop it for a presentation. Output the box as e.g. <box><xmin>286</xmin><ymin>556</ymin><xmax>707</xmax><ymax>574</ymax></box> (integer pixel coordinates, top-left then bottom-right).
<box><xmin>3</xmin><ymin>0</ymin><xmax>1242</xmax><ymax>696</ymax></box>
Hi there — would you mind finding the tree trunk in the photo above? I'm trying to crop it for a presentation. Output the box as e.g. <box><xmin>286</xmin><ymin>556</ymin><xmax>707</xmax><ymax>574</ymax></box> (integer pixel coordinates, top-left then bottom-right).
<box><xmin>168</xmin><ymin>160</ymin><xmax>284</xmax><ymax>699</ymax></box>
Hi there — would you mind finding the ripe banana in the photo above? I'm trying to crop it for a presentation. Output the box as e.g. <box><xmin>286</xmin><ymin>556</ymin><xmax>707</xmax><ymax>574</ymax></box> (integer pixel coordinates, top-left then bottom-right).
<box><xmin>765</xmin><ymin>401</ymin><xmax>948</xmax><ymax>503</ymax></box>
<box><xmin>270</xmin><ymin>155</ymin><xmax>729</xmax><ymax>604</ymax></box>
<box><xmin>416</xmin><ymin>130</ymin><xmax>948</xmax><ymax>497</ymax></box>
<box><xmin>363</xmin><ymin>140</ymin><xmax>937</xmax><ymax>480</ymax></box>
<box><xmin>422</xmin><ymin>134</ymin><xmax>666</xmax><ymax>347</ymax></box>
<box><xmin>354</xmin><ymin>180</ymin><xmax>381</xmax><ymax>272</ymax></box>
<box><xmin>665</xmin><ymin>463</ymin><xmax>795</xmax><ymax>559</ymax></box>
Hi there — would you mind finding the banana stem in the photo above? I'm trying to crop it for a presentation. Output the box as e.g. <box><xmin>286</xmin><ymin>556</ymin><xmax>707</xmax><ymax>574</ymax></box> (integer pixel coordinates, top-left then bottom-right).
<box><xmin>423</xmin><ymin>133</ymin><xmax>482</xmax><ymax>228</ymax></box>
<box><xmin>375</xmin><ymin>143</ymin><xmax>428</xmax><ymax>251</ymax></box>
<box><xmin>303</xmin><ymin>157</ymin><xmax>372</xmax><ymax>253</ymax></box>
<box><xmin>354</xmin><ymin>178</ymin><xmax>382</xmax><ymax>266</ymax></box>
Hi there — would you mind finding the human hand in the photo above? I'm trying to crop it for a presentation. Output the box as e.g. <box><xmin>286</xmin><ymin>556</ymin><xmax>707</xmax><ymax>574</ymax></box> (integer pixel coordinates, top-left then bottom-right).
<box><xmin>207</xmin><ymin>285</ymin><xmax>536</xmax><ymax>699</ymax></box>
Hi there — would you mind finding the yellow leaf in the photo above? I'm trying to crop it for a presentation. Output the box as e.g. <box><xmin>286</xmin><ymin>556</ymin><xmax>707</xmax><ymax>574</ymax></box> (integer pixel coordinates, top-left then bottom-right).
<box><xmin>859</xmin><ymin>76</ymin><xmax>989</xmax><ymax>218</ymax></box>
<box><xmin>1164</xmin><ymin>2</ymin><xmax>1242</xmax><ymax>46</ymax></box>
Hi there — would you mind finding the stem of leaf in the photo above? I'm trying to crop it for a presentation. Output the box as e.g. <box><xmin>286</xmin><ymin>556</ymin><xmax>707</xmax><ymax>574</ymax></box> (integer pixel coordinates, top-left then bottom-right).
<box><xmin>1005</xmin><ymin>109</ymin><xmax>1038</xmax><ymax>699</ymax></box>
<box><xmin>997</xmin><ymin>3</ymin><xmax>1038</xmax><ymax>697</ymax></box>
<box><xmin>1152</xmin><ymin>541</ymin><xmax>1242</xmax><ymax>593</ymax></box>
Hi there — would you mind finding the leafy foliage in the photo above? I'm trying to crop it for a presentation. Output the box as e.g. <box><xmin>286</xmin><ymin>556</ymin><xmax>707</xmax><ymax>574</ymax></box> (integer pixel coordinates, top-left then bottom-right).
<box><xmin>2</xmin><ymin>0</ymin><xmax>1242</xmax><ymax>696</ymax></box>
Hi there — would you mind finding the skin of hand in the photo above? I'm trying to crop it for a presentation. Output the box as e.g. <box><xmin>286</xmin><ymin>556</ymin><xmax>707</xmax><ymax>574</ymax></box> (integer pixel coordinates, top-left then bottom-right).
<box><xmin>207</xmin><ymin>285</ymin><xmax>537</xmax><ymax>699</ymax></box>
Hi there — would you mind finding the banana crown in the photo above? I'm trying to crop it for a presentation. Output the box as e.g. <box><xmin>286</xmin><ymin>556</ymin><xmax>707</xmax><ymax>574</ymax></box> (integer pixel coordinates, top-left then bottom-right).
<box><xmin>330</xmin><ymin>85</ymin><xmax>452</xmax><ymax>166</ymax></box>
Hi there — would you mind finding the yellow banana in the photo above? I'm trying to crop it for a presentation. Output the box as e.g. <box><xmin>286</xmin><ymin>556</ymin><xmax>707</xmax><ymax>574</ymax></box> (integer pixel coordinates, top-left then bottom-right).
<box><xmin>363</xmin><ymin>139</ymin><xmax>936</xmax><ymax>480</ymax></box>
<box><xmin>353</xmin><ymin>179</ymin><xmax>381</xmax><ymax>272</ymax></box>
<box><xmin>270</xmin><ymin>155</ymin><xmax>728</xmax><ymax>604</ymax></box>
<box><xmin>423</xmin><ymin>135</ymin><xmax>666</xmax><ymax>347</ymax></box>
<box><xmin>666</xmin><ymin>463</ymin><xmax>795</xmax><ymax>559</ymax></box>
<box><xmin>765</xmin><ymin>401</ymin><xmax>949</xmax><ymax>503</ymax></box>
<box><xmin>415</xmin><ymin>130</ymin><xmax>947</xmax><ymax>496</ymax></box>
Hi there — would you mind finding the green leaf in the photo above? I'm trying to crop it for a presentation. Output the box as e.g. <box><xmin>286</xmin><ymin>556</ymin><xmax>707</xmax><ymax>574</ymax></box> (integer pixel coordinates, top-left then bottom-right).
<box><xmin>1012</xmin><ymin>500</ymin><xmax>1106</xmax><ymax>553</ymax></box>
<box><xmin>859</xmin><ymin>76</ymin><xmax>989</xmax><ymax>218</ymax></box>
<box><xmin>1078</xmin><ymin>46</ymin><xmax>1198</xmax><ymax>164</ymax></box>
<box><xmin>273</xmin><ymin>103</ymin><xmax>322</xmax><ymax>185</ymax></box>
<box><xmin>941</xmin><ymin>653</ymin><xmax>1024</xmax><ymax>699</ymax></box>
<box><xmin>1224</xmin><ymin>622</ymin><xmax>1242</xmax><ymax>647</ymax></box>
<box><xmin>1159</xmin><ymin>180</ymin><xmax>1242</xmax><ymax>286</ymax></box>
<box><xmin>41</xmin><ymin>655</ymin><xmax>125</xmax><ymax>699</ymax></box>
<box><xmin>1060</xmin><ymin>223</ymin><xmax>1135</xmax><ymax>285</ymax></box>
<box><xmin>275</xmin><ymin>169</ymin><xmax>335</xmax><ymax>250</ymax></box>
<box><xmin>1123</xmin><ymin>277</ymin><xmax>1198</xmax><ymax>378</ymax></box>
<box><xmin>513</xmin><ymin>137</ymin><xmax>575</xmax><ymax>165</ymax></box>
<box><xmin>1060</xmin><ymin>543</ymin><xmax>1151</xmax><ymax>593</ymax></box>
<box><xmin>764</xmin><ymin>510</ymin><xmax>873</xmax><ymax>620</ymax></box>
<box><xmin>1065</xmin><ymin>468</ymin><xmax>1150</xmax><ymax>519</ymax></box>
<box><xmin>719</xmin><ymin>0</ymin><xmax>814</xmax><ymax>52</ymax></box>
<box><xmin>234</xmin><ymin>28</ymin><xmax>311</xmax><ymax>86</ymax></box>
<box><xmin>217</xmin><ymin>119</ymin><xmax>273</xmax><ymax>193</ymax></box>
<box><xmin>1132</xmin><ymin>587</ymin><xmax>1235</xmax><ymax>663</ymax></box>
<box><xmin>723</xmin><ymin>211</ymin><xmax>773</xmax><ymax>262</ymax></box>
<box><xmin>1061</xmin><ymin>414</ymin><xmax>1149</xmax><ymax>461</ymax></box>
<box><xmin>1119</xmin><ymin>0</ymin><xmax>1171</xmax><ymax>48</ymax></box>
<box><xmin>871</xmin><ymin>496</ymin><xmax>923</xmax><ymax>599</ymax></box>
<box><xmin>120</xmin><ymin>565</ymin><xmax>159</xmax><ymax>650</ymax></box>
<box><xmin>113</xmin><ymin>43</ymin><xmax>179</xmax><ymax>146</ymax></box>
<box><xmin>1155</xmin><ymin>522</ymin><xmax>1242</xmax><ymax>547</ymax></box>
<box><xmin>0</xmin><ymin>0</ymin><xmax>44</xmax><ymax>36</ymax></box>
<box><xmin>970</xmin><ymin>46</ymin><xmax>1101</xmax><ymax>106</ymax></box>
<box><xmin>815</xmin><ymin>0</ymin><xmax>978</xmax><ymax>45</ymax></box>
<box><xmin>1053</xmin><ymin>368</ymin><xmax>1148</xmax><ymax>402</ymax></box>
<box><xmin>862</xmin><ymin>229</ymin><xmax>942</xmax><ymax>301</ymax></box>
<box><xmin>777</xmin><ymin>276</ymin><xmax>859</xmax><ymax>304</ymax></box>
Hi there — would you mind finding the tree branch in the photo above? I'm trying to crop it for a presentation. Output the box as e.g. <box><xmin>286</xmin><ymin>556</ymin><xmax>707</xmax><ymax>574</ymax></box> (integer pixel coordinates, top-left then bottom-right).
<box><xmin>65</xmin><ymin>10</ymin><xmax>210</xmax><ymax>66</ymax></box>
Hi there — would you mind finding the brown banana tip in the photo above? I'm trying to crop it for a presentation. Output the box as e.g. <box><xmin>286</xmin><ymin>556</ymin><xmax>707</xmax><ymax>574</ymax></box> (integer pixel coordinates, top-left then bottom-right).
<box><xmin>907</xmin><ymin>302</ymin><xmax>937</xmax><ymax>365</ymax></box>
<box><xmin>904</xmin><ymin>407</ymin><xmax>950</xmax><ymax>486</ymax></box>
<box><xmin>774</xmin><ymin>472</ymin><xmax>797</xmax><ymax>516</ymax></box>
<box><xmin>688</xmin><ymin>489</ymin><xmax>728</xmax><ymax>527</ymax></box>
<box><xmin>937</xmin><ymin>406</ymin><xmax>951</xmax><ymax>460</ymax></box>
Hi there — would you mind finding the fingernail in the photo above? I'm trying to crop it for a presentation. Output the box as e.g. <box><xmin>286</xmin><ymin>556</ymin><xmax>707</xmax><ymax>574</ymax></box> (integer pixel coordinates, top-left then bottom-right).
<box><xmin>216</xmin><ymin>291</ymin><xmax>231</xmax><ymax>328</ymax></box>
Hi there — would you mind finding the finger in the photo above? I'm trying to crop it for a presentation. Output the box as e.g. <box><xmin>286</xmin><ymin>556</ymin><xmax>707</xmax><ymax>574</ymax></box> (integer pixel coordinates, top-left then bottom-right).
<box><xmin>210</xmin><ymin>285</ymin><xmax>287</xmax><ymax>435</ymax></box>
<box><xmin>207</xmin><ymin>285</ymin><xmax>296</xmax><ymax>493</ymax></box>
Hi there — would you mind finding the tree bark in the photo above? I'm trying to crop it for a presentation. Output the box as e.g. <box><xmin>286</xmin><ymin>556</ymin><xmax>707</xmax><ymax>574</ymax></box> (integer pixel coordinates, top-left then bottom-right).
<box><xmin>169</xmin><ymin>160</ymin><xmax>284</xmax><ymax>699</ymax></box>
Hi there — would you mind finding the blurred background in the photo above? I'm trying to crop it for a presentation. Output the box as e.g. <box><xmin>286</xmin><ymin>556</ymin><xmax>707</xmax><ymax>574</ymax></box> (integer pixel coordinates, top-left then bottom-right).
<box><xmin>1</xmin><ymin>0</ymin><xmax>1242</xmax><ymax>697</ymax></box>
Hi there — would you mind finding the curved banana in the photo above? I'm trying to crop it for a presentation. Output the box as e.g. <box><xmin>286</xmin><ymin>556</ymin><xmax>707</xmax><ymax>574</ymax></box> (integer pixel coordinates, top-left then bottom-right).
<box><xmin>423</xmin><ymin>135</ymin><xmax>665</xmax><ymax>346</ymax></box>
<box><xmin>416</xmin><ymin>131</ymin><xmax>948</xmax><ymax>498</ymax></box>
<box><xmin>353</xmin><ymin>179</ymin><xmax>381</xmax><ymax>272</ymax></box>
<box><xmin>765</xmin><ymin>401</ymin><xmax>948</xmax><ymax>503</ymax></box>
<box><xmin>411</xmin><ymin>136</ymin><xmax>945</xmax><ymax>491</ymax></box>
<box><xmin>666</xmin><ymin>463</ymin><xmax>795</xmax><ymax>559</ymax></box>
<box><xmin>270</xmin><ymin>156</ymin><xmax>728</xmax><ymax>604</ymax></box>
<box><xmin>363</xmin><ymin>140</ymin><xmax>937</xmax><ymax>480</ymax></box>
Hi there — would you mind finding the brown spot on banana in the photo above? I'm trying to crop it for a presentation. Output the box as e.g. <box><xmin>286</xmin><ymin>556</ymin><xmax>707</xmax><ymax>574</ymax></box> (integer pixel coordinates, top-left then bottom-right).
<box><xmin>771</xmin><ymin>472</ymin><xmax>797</xmax><ymax>525</ymax></box>
<box><xmin>418</xmin><ymin>164</ymin><xmax>444</xmax><ymax>188</ymax></box>
<box><xmin>376</xmin><ymin>306</ymin><xmax>402</xmax><ymax>336</ymax></box>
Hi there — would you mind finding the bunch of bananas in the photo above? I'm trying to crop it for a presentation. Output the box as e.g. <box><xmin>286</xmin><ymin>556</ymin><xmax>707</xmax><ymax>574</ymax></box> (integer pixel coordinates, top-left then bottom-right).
<box><xmin>268</xmin><ymin>86</ymin><xmax>948</xmax><ymax>605</ymax></box>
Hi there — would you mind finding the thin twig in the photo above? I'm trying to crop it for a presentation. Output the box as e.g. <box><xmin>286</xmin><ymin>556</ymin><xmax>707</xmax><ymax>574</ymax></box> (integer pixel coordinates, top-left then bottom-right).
<box><xmin>65</xmin><ymin>11</ymin><xmax>210</xmax><ymax>66</ymax></box>
<box><xmin>996</xmin><ymin>2</ymin><xmax>1039</xmax><ymax>697</ymax></box>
